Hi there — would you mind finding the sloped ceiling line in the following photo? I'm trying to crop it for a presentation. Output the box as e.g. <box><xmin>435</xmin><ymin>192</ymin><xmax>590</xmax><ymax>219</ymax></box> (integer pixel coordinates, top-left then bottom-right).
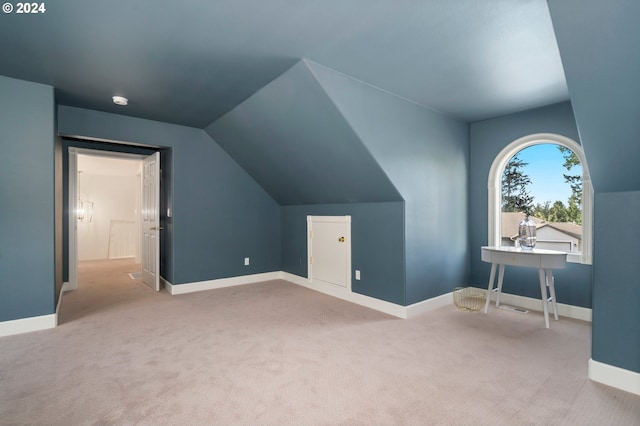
<box><xmin>301</xmin><ymin>59</ymin><xmax>405</xmax><ymax>198</ymax></box>
<box><xmin>304</xmin><ymin>59</ymin><xmax>453</xmax><ymax>119</ymax></box>
<box><xmin>205</xmin><ymin>59</ymin><xmax>403</xmax><ymax>206</ymax></box>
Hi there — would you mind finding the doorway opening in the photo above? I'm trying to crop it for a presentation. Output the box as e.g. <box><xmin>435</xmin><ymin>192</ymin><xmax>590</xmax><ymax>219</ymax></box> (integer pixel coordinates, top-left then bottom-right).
<box><xmin>76</xmin><ymin>154</ymin><xmax>143</xmax><ymax>265</ymax></box>
<box><xmin>66</xmin><ymin>147</ymin><xmax>162</xmax><ymax>299</ymax></box>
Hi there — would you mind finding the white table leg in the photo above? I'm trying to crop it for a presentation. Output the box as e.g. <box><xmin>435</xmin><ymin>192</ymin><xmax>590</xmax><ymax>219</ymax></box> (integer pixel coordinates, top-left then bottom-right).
<box><xmin>546</xmin><ymin>269</ymin><xmax>559</xmax><ymax>321</ymax></box>
<box><xmin>484</xmin><ymin>263</ymin><xmax>497</xmax><ymax>314</ymax></box>
<box><xmin>495</xmin><ymin>264</ymin><xmax>505</xmax><ymax>307</ymax></box>
<box><xmin>538</xmin><ymin>268</ymin><xmax>550</xmax><ymax>328</ymax></box>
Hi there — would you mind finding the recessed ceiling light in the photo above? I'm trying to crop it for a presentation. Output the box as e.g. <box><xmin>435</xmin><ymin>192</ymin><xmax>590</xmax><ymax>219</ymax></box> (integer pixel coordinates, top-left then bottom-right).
<box><xmin>112</xmin><ymin>96</ymin><xmax>128</xmax><ymax>106</ymax></box>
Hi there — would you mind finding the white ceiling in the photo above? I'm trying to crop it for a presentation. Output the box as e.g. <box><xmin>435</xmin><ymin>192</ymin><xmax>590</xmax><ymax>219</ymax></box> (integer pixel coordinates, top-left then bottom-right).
<box><xmin>78</xmin><ymin>155</ymin><xmax>140</xmax><ymax>177</ymax></box>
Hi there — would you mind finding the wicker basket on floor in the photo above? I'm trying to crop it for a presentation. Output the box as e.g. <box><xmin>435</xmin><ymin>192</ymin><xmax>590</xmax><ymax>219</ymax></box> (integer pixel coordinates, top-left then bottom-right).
<box><xmin>453</xmin><ymin>287</ymin><xmax>486</xmax><ymax>312</ymax></box>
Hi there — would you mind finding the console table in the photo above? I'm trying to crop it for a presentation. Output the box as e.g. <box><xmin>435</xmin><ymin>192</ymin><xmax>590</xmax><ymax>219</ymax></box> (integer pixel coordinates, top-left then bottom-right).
<box><xmin>481</xmin><ymin>246</ymin><xmax>567</xmax><ymax>328</ymax></box>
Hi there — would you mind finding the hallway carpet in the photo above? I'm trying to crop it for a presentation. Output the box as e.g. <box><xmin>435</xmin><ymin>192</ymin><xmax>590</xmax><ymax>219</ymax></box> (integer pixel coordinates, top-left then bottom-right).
<box><xmin>1</xmin><ymin>259</ymin><xmax>638</xmax><ymax>425</ymax></box>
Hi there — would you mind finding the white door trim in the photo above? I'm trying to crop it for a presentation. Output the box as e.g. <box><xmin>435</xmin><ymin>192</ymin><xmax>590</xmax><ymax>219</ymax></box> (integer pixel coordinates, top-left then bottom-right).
<box><xmin>142</xmin><ymin>152</ymin><xmax>161</xmax><ymax>291</ymax></box>
<box><xmin>67</xmin><ymin>148</ymin><xmax>79</xmax><ymax>291</ymax></box>
<box><xmin>67</xmin><ymin>147</ymin><xmax>151</xmax><ymax>292</ymax></box>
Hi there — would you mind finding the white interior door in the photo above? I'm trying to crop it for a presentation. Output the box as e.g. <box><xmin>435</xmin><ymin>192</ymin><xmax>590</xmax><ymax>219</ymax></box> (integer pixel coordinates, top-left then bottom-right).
<box><xmin>308</xmin><ymin>216</ymin><xmax>351</xmax><ymax>290</ymax></box>
<box><xmin>67</xmin><ymin>149</ymin><xmax>79</xmax><ymax>291</ymax></box>
<box><xmin>142</xmin><ymin>152</ymin><xmax>160</xmax><ymax>291</ymax></box>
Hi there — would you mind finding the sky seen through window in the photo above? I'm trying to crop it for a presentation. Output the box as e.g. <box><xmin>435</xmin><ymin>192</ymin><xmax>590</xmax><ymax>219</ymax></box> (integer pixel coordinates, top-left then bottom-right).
<box><xmin>515</xmin><ymin>143</ymin><xmax>582</xmax><ymax>207</ymax></box>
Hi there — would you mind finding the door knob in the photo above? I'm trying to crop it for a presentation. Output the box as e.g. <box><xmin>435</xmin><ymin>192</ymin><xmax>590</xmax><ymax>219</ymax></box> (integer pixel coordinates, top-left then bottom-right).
<box><xmin>151</xmin><ymin>226</ymin><xmax>164</xmax><ymax>231</ymax></box>
<box><xmin>338</xmin><ymin>236</ymin><xmax>345</xmax><ymax>242</ymax></box>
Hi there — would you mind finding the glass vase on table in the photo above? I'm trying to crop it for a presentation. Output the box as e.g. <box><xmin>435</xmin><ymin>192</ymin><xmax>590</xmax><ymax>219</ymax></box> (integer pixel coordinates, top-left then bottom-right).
<box><xmin>518</xmin><ymin>214</ymin><xmax>537</xmax><ymax>250</ymax></box>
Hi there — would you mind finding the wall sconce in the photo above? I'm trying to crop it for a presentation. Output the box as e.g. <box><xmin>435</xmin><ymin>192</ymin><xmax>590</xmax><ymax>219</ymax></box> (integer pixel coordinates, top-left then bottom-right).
<box><xmin>77</xmin><ymin>199</ymin><xmax>94</xmax><ymax>222</ymax></box>
<box><xmin>77</xmin><ymin>170</ymin><xmax>94</xmax><ymax>222</ymax></box>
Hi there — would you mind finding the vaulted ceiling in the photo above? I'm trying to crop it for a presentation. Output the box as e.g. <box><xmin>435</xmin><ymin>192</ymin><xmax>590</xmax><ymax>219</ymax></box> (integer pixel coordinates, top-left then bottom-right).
<box><xmin>0</xmin><ymin>0</ymin><xmax>567</xmax><ymax>128</ymax></box>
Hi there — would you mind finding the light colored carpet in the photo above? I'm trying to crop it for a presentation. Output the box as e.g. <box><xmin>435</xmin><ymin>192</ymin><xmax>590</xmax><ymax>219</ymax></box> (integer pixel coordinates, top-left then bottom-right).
<box><xmin>1</xmin><ymin>258</ymin><xmax>638</xmax><ymax>425</ymax></box>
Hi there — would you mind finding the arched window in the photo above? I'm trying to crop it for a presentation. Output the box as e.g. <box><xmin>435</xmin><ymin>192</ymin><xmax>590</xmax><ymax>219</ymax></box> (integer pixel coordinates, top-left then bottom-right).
<box><xmin>488</xmin><ymin>133</ymin><xmax>592</xmax><ymax>264</ymax></box>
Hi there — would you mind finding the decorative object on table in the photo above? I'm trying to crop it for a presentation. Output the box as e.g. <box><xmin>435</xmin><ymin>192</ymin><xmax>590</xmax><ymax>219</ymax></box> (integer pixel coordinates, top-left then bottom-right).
<box><xmin>518</xmin><ymin>213</ymin><xmax>537</xmax><ymax>249</ymax></box>
<box><xmin>453</xmin><ymin>287</ymin><xmax>486</xmax><ymax>312</ymax></box>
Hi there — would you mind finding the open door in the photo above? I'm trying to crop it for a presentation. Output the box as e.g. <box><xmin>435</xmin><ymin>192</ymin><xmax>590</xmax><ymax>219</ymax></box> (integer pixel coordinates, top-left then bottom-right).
<box><xmin>142</xmin><ymin>152</ymin><xmax>160</xmax><ymax>291</ymax></box>
<box><xmin>67</xmin><ymin>149</ymin><xmax>79</xmax><ymax>291</ymax></box>
<box><xmin>67</xmin><ymin>146</ymin><xmax>160</xmax><ymax>293</ymax></box>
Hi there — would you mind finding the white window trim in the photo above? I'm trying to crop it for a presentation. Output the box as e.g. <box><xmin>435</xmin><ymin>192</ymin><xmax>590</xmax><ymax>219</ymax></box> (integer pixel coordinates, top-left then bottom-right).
<box><xmin>488</xmin><ymin>133</ymin><xmax>593</xmax><ymax>265</ymax></box>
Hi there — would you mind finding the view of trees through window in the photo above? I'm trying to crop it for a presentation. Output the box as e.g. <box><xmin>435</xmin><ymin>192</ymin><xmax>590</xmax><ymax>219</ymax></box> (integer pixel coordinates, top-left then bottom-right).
<box><xmin>502</xmin><ymin>144</ymin><xmax>582</xmax><ymax>224</ymax></box>
<box><xmin>500</xmin><ymin>143</ymin><xmax>584</xmax><ymax>253</ymax></box>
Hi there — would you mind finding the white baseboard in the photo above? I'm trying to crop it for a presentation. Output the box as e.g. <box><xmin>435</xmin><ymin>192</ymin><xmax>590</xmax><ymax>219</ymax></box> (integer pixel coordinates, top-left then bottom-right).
<box><xmin>61</xmin><ymin>281</ymin><xmax>74</xmax><ymax>292</ymax></box>
<box><xmin>281</xmin><ymin>272</ymin><xmax>451</xmax><ymax>319</ymax></box>
<box><xmin>349</xmin><ymin>291</ymin><xmax>408</xmax><ymax>318</ymax></box>
<box><xmin>588</xmin><ymin>358</ymin><xmax>640</xmax><ymax>396</ymax></box>
<box><xmin>159</xmin><ymin>275</ymin><xmax>172</xmax><ymax>292</ymax></box>
<box><xmin>1</xmin><ymin>275</ymin><xmax>592</xmax><ymax>339</ymax></box>
<box><xmin>54</xmin><ymin>284</ymin><xmax>67</xmax><ymax>327</ymax></box>
<box><xmin>164</xmin><ymin>271</ymin><xmax>282</xmax><ymax>295</ymax></box>
<box><xmin>0</xmin><ymin>314</ymin><xmax>56</xmax><ymax>338</ymax></box>
<box><xmin>163</xmin><ymin>270</ymin><xmax>456</xmax><ymax>319</ymax></box>
<box><xmin>406</xmin><ymin>292</ymin><xmax>453</xmax><ymax>318</ymax></box>
<box><xmin>282</xmin><ymin>272</ymin><xmax>348</xmax><ymax>297</ymax></box>
<box><xmin>488</xmin><ymin>291</ymin><xmax>592</xmax><ymax>322</ymax></box>
<box><xmin>281</xmin><ymin>272</ymin><xmax>406</xmax><ymax>317</ymax></box>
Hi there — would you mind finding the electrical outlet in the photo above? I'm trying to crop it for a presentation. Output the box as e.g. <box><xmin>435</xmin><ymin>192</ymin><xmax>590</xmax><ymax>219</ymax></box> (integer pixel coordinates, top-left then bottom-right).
<box><xmin>355</xmin><ymin>270</ymin><xmax>361</xmax><ymax>280</ymax></box>
<box><xmin>244</xmin><ymin>257</ymin><xmax>250</xmax><ymax>266</ymax></box>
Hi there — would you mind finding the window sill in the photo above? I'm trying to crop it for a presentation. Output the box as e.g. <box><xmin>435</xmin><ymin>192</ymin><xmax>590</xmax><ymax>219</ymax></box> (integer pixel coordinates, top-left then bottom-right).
<box><xmin>567</xmin><ymin>252</ymin><xmax>592</xmax><ymax>265</ymax></box>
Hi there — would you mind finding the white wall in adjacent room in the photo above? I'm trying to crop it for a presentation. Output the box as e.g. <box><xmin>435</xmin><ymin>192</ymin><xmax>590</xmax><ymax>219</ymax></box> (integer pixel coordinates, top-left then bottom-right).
<box><xmin>77</xmin><ymin>156</ymin><xmax>141</xmax><ymax>261</ymax></box>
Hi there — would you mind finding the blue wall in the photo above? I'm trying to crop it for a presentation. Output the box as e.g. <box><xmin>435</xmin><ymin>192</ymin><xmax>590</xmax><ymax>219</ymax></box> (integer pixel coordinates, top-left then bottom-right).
<box><xmin>58</xmin><ymin>106</ymin><xmax>281</xmax><ymax>285</ymax></box>
<box><xmin>548</xmin><ymin>0</ymin><xmax>640</xmax><ymax>373</ymax></box>
<box><xmin>282</xmin><ymin>202</ymin><xmax>405</xmax><ymax>305</ymax></box>
<box><xmin>205</xmin><ymin>60</ymin><xmax>402</xmax><ymax>205</ymax></box>
<box><xmin>469</xmin><ymin>102</ymin><xmax>592</xmax><ymax>308</ymax></box>
<box><xmin>592</xmin><ymin>192</ymin><xmax>640</xmax><ymax>373</ymax></box>
<box><xmin>548</xmin><ymin>0</ymin><xmax>640</xmax><ymax>194</ymax></box>
<box><xmin>0</xmin><ymin>76</ymin><xmax>56</xmax><ymax>321</ymax></box>
<box><xmin>207</xmin><ymin>60</ymin><xmax>469</xmax><ymax>305</ymax></box>
<box><xmin>308</xmin><ymin>62</ymin><xmax>470</xmax><ymax>304</ymax></box>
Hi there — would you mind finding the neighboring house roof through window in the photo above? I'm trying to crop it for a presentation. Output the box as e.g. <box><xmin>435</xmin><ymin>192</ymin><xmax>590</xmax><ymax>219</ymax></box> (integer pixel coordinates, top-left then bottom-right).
<box><xmin>501</xmin><ymin>212</ymin><xmax>582</xmax><ymax>241</ymax></box>
<box><xmin>488</xmin><ymin>133</ymin><xmax>593</xmax><ymax>264</ymax></box>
